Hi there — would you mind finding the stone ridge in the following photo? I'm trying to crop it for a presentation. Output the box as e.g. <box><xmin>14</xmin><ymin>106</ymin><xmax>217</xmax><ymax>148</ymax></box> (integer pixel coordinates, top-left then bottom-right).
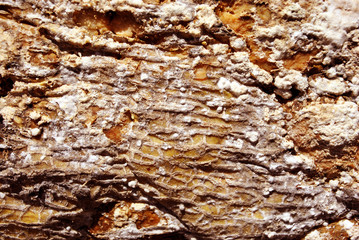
<box><xmin>0</xmin><ymin>0</ymin><xmax>359</xmax><ymax>239</ymax></box>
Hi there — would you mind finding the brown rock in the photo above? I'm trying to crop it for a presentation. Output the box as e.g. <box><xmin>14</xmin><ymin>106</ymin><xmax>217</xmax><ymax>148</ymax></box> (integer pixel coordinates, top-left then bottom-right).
<box><xmin>0</xmin><ymin>0</ymin><xmax>359</xmax><ymax>239</ymax></box>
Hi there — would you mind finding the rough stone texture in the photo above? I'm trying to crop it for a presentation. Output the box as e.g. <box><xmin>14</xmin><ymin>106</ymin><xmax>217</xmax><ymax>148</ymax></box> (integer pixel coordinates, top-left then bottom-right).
<box><xmin>0</xmin><ymin>0</ymin><xmax>359</xmax><ymax>239</ymax></box>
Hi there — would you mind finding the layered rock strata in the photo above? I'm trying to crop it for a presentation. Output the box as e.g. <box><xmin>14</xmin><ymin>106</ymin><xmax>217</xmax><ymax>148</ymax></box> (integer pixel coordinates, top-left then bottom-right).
<box><xmin>0</xmin><ymin>0</ymin><xmax>359</xmax><ymax>239</ymax></box>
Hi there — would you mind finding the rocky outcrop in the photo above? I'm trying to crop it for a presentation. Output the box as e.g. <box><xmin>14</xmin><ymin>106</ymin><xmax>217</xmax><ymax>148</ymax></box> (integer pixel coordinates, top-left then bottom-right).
<box><xmin>0</xmin><ymin>0</ymin><xmax>359</xmax><ymax>239</ymax></box>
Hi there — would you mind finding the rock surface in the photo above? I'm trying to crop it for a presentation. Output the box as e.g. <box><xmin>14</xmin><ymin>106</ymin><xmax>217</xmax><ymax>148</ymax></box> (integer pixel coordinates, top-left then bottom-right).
<box><xmin>0</xmin><ymin>0</ymin><xmax>359</xmax><ymax>239</ymax></box>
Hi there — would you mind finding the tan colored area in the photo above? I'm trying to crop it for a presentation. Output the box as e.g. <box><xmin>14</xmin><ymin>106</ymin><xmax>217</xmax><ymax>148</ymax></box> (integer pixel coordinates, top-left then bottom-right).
<box><xmin>0</xmin><ymin>196</ymin><xmax>58</xmax><ymax>238</ymax></box>
<box><xmin>283</xmin><ymin>50</ymin><xmax>320</xmax><ymax>72</ymax></box>
<box><xmin>286</xmin><ymin>98</ymin><xmax>359</xmax><ymax>179</ymax></box>
<box><xmin>216</xmin><ymin>0</ymin><xmax>318</xmax><ymax>73</ymax></box>
<box><xmin>73</xmin><ymin>9</ymin><xmax>141</xmax><ymax>38</ymax></box>
<box><xmin>142</xmin><ymin>0</ymin><xmax>170</xmax><ymax>4</ymax></box>
<box><xmin>216</xmin><ymin>0</ymin><xmax>276</xmax><ymax>72</ymax></box>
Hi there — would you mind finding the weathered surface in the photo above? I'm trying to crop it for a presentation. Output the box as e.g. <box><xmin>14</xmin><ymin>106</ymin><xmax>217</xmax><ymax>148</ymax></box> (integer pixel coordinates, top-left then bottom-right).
<box><xmin>0</xmin><ymin>0</ymin><xmax>359</xmax><ymax>239</ymax></box>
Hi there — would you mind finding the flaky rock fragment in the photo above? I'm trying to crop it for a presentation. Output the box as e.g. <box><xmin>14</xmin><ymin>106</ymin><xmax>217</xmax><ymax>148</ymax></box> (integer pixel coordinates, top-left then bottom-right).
<box><xmin>304</xmin><ymin>219</ymin><xmax>359</xmax><ymax>240</ymax></box>
<box><xmin>89</xmin><ymin>201</ymin><xmax>185</xmax><ymax>239</ymax></box>
<box><xmin>0</xmin><ymin>0</ymin><xmax>359</xmax><ymax>239</ymax></box>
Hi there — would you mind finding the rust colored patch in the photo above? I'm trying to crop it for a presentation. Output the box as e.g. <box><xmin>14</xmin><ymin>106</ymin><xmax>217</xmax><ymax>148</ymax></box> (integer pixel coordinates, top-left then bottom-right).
<box><xmin>283</xmin><ymin>50</ymin><xmax>319</xmax><ymax>72</ymax></box>
<box><xmin>89</xmin><ymin>214</ymin><xmax>114</xmax><ymax>234</ymax></box>
<box><xmin>326</xmin><ymin>224</ymin><xmax>350</xmax><ymax>240</ymax></box>
<box><xmin>302</xmin><ymin>220</ymin><xmax>358</xmax><ymax>240</ymax></box>
<box><xmin>307</xmin><ymin>148</ymin><xmax>358</xmax><ymax>179</ymax></box>
<box><xmin>288</xmin><ymin>119</ymin><xmax>318</xmax><ymax>150</ymax></box>
<box><xmin>90</xmin><ymin>202</ymin><xmax>162</xmax><ymax>235</ymax></box>
<box><xmin>216</xmin><ymin>0</ymin><xmax>278</xmax><ymax>72</ymax></box>
<box><xmin>104</xmin><ymin>125</ymin><xmax>126</xmax><ymax>142</ymax></box>
<box><xmin>135</xmin><ymin>210</ymin><xmax>161</xmax><ymax>229</ymax></box>
<box><xmin>247</xmin><ymin>37</ymin><xmax>277</xmax><ymax>72</ymax></box>
<box><xmin>216</xmin><ymin>0</ymin><xmax>320</xmax><ymax>73</ymax></box>
<box><xmin>29</xmin><ymin>51</ymin><xmax>59</xmax><ymax>69</ymax></box>
<box><xmin>104</xmin><ymin>110</ymin><xmax>132</xmax><ymax>143</ymax></box>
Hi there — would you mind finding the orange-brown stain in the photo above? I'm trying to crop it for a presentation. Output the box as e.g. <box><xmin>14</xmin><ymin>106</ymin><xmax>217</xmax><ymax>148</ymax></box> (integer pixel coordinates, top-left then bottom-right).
<box><xmin>216</xmin><ymin>0</ymin><xmax>319</xmax><ymax>73</ymax></box>
<box><xmin>89</xmin><ymin>215</ymin><xmax>114</xmax><ymax>234</ymax></box>
<box><xmin>135</xmin><ymin>210</ymin><xmax>160</xmax><ymax>229</ymax></box>
<box><xmin>84</xmin><ymin>106</ymin><xmax>102</xmax><ymax>127</ymax></box>
<box><xmin>301</xmin><ymin>221</ymin><xmax>355</xmax><ymax>240</ymax></box>
<box><xmin>104</xmin><ymin>110</ymin><xmax>132</xmax><ymax>143</ymax></box>
<box><xmin>142</xmin><ymin>0</ymin><xmax>169</xmax><ymax>4</ymax></box>
<box><xmin>216</xmin><ymin>0</ymin><xmax>278</xmax><ymax>72</ymax></box>
<box><xmin>73</xmin><ymin>9</ymin><xmax>141</xmax><ymax>38</ymax></box>
<box><xmin>216</xmin><ymin>1</ymin><xmax>271</xmax><ymax>34</ymax></box>
<box><xmin>283</xmin><ymin>50</ymin><xmax>320</xmax><ymax>72</ymax></box>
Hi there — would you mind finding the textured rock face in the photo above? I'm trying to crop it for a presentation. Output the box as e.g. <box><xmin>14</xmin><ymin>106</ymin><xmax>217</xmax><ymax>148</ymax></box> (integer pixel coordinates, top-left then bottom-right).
<box><xmin>1</xmin><ymin>0</ymin><xmax>359</xmax><ymax>239</ymax></box>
